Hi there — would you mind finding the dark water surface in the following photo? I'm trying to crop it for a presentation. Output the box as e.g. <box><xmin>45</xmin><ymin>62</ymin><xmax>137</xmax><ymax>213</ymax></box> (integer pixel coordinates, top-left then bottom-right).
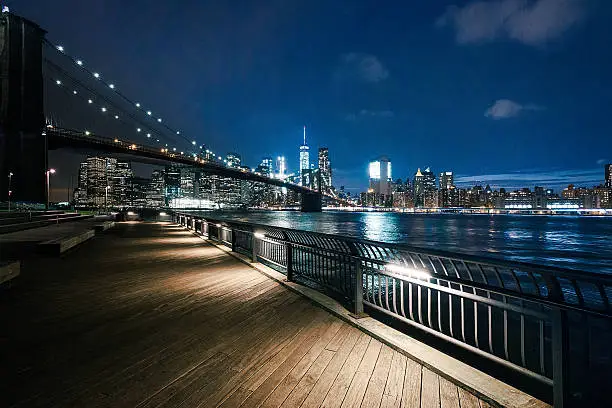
<box><xmin>208</xmin><ymin>211</ymin><xmax>612</xmax><ymax>274</ymax></box>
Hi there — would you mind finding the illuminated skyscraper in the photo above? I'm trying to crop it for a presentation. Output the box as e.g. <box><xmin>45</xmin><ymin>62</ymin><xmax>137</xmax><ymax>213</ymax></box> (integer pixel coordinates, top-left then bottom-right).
<box><xmin>368</xmin><ymin>157</ymin><xmax>392</xmax><ymax>206</ymax></box>
<box><xmin>299</xmin><ymin>126</ymin><xmax>310</xmax><ymax>185</ymax></box>
<box><xmin>226</xmin><ymin>153</ymin><xmax>241</xmax><ymax>168</ymax></box>
<box><xmin>606</xmin><ymin>164</ymin><xmax>612</xmax><ymax>188</ymax></box>
<box><xmin>318</xmin><ymin>147</ymin><xmax>332</xmax><ymax>193</ymax></box>
<box><xmin>276</xmin><ymin>156</ymin><xmax>287</xmax><ymax>180</ymax></box>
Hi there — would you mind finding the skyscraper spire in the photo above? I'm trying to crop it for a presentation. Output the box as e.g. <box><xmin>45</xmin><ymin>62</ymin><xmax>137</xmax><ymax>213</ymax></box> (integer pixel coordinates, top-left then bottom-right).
<box><xmin>303</xmin><ymin>126</ymin><xmax>306</xmax><ymax>146</ymax></box>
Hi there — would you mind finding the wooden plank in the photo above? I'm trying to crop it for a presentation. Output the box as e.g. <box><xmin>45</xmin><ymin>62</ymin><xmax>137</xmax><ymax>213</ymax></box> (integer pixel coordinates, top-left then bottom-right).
<box><xmin>279</xmin><ymin>349</ymin><xmax>335</xmax><ymax>408</ymax></box>
<box><xmin>319</xmin><ymin>333</ymin><xmax>371</xmax><ymax>408</ymax></box>
<box><xmin>421</xmin><ymin>367</ymin><xmax>440</xmax><ymax>408</ymax></box>
<box><xmin>325</xmin><ymin>324</ymin><xmax>351</xmax><ymax>351</ymax></box>
<box><xmin>439</xmin><ymin>377</ymin><xmax>460</xmax><ymax>408</ymax></box>
<box><xmin>380</xmin><ymin>351</ymin><xmax>407</xmax><ymax>408</ymax></box>
<box><xmin>361</xmin><ymin>345</ymin><xmax>395</xmax><ymax>408</ymax></box>
<box><xmin>239</xmin><ymin>315</ymin><xmax>337</xmax><ymax>407</ymax></box>
<box><xmin>457</xmin><ymin>387</ymin><xmax>480</xmax><ymax>408</ymax></box>
<box><xmin>401</xmin><ymin>359</ymin><xmax>422</xmax><ymax>408</ymax></box>
<box><xmin>259</xmin><ymin>321</ymin><xmax>343</xmax><ymax>408</ymax></box>
<box><xmin>300</xmin><ymin>327</ymin><xmax>362</xmax><ymax>408</ymax></box>
<box><xmin>340</xmin><ymin>339</ymin><xmax>383</xmax><ymax>408</ymax></box>
<box><xmin>479</xmin><ymin>400</ymin><xmax>495</xmax><ymax>408</ymax></box>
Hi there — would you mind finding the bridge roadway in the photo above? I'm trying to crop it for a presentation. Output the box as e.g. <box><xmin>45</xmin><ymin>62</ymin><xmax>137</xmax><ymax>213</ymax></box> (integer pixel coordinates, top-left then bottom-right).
<box><xmin>1</xmin><ymin>222</ymin><xmax>491</xmax><ymax>408</ymax></box>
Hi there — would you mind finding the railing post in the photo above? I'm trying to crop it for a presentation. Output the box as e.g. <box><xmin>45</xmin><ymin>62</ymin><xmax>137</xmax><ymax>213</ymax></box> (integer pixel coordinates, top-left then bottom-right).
<box><xmin>351</xmin><ymin>257</ymin><xmax>364</xmax><ymax>317</ymax></box>
<box><xmin>251</xmin><ymin>233</ymin><xmax>258</xmax><ymax>262</ymax></box>
<box><xmin>552</xmin><ymin>308</ymin><xmax>569</xmax><ymax>408</ymax></box>
<box><xmin>231</xmin><ymin>228</ymin><xmax>237</xmax><ymax>252</ymax></box>
<box><xmin>286</xmin><ymin>242</ymin><xmax>293</xmax><ymax>281</ymax></box>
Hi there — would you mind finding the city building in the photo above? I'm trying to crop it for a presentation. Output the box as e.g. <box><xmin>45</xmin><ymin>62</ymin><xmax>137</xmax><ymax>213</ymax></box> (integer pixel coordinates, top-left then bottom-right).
<box><xmin>299</xmin><ymin>126</ymin><xmax>309</xmax><ymax>186</ymax></box>
<box><xmin>606</xmin><ymin>164</ymin><xmax>612</xmax><ymax>188</ymax></box>
<box><xmin>368</xmin><ymin>157</ymin><xmax>392</xmax><ymax>206</ymax></box>
<box><xmin>318</xmin><ymin>147</ymin><xmax>332</xmax><ymax>194</ymax></box>
<box><xmin>438</xmin><ymin>171</ymin><xmax>455</xmax><ymax>208</ymax></box>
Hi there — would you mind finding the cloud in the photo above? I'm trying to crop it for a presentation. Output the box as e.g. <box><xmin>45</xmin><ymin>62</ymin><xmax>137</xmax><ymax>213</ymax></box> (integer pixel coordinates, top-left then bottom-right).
<box><xmin>455</xmin><ymin>168</ymin><xmax>604</xmax><ymax>189</ymax></box>
<box><xmin>484</xmin><ymin>99</ymin><xmax>543</xmax><ymax>119</ymax></box>
<box><xmin>338</xmin><ymin>53</ymin><xmax>389</xmax><ymax>83</ymax></box>
<box><xmin>345</xmin><ymin>109</ymin><xmax>395</xmax><ymax>121</ymax></box>
<box><xmin>437</xmin><ymin>0</ymin><xmax>586</xmax><ymax>46</ymax></box>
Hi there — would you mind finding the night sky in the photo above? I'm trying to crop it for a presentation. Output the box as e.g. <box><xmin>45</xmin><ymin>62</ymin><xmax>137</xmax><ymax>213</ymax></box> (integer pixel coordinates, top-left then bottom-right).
<box><xmin>11</xmin><ymin>0</ymin><xmax>612</xmax><ymax>200</ymax></box>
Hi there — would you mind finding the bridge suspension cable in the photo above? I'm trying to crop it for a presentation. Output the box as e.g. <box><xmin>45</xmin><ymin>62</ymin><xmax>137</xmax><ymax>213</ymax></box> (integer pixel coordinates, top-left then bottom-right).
<box><xmin>43</xmin><ymin>39</ymin><xmax>203</xmax><ymax>152</ymax></box>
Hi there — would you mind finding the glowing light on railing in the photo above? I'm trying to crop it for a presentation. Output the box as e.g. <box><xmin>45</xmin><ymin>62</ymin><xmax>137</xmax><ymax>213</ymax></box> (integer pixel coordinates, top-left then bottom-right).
<box><xmin>254</xmin><ymin>232</ymin><xmax>266</xmax><ymax>239</ymax></box>
<box><xmin>216</xmin><ymin>223</ymin><xmax>222</xmax><ymax>228</ymax></box>
<box><xmin>159</xmin><ymin>212</ymin><xmax>167</xmax><ymax>216</ymax></box>
<box><xmin>127</xmin><ymin>211</ymin><xmax>136</xmax><ymax>216</ymax></box>
<box><xmin>385</xmin><ymin>263</ymin><xmax>431</xmax><ymax>280</ymax></box>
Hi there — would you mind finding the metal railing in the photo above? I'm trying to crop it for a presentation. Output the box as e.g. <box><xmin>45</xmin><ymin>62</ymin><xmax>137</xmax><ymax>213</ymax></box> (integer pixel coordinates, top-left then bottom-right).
<box><xmin>175</xmin><ymin>213</ymin><xmax>612</xmax><ymax>407</ymax></box>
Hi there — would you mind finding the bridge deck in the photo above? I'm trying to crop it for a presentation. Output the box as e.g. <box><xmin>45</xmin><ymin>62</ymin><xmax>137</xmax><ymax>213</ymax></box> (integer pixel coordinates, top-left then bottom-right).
<box><xmin>1</xmin><ymin>222</ymin><xmax>491</xmax><ymax>408</ymax></box>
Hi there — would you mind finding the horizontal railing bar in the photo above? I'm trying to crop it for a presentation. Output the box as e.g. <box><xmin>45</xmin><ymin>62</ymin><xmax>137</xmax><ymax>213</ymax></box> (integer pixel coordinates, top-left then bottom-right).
<box><xmin>369</xmin><ymin>270</ymin><xmax>549</xmax><ymax>319</ymax></box>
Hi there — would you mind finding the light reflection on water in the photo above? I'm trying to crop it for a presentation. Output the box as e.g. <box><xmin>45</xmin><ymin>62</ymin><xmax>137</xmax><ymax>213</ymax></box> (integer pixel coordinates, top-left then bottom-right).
<box><xmin>205</xmin><ymin>211</ymin><xmax>612</xmax><ymax>274</ymax></box>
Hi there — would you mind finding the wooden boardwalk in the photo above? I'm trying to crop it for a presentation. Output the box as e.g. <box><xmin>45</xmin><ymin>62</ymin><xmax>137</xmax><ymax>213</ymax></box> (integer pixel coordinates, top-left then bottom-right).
<box><xmin>0</xmin><ymin>222</ymin><xmax>492</xmax><ymax>408</ymax></box>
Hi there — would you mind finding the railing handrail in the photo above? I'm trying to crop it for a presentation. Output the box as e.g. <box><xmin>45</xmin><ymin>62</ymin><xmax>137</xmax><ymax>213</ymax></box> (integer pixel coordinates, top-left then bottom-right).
<box><xmin>178</xmin><ymin>212</ymin><xmax>612</xmax><ymax>284</ymax></box>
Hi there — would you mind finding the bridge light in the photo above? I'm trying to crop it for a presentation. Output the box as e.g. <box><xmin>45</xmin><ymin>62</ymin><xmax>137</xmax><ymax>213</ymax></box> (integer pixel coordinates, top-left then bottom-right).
<box><xmin>218</xmin><ymin>156</ymin><xmax>222</xmax><ymax>160</ymax></box>
<box><xmin>176</xmin><ymin>131</ymin><xmax>180</xmax><ymax>135</ymax></box>
<box><xmin>114</xmin><ymin>138</ymin><xmax>119</xmax><ymax>143</ymax></box>
<box><xmin>101</xmin><ymin>107</ymin><xmax>107</xmax><ymax>112</ymax></box>
<box><xmin>146</xmin><ymin>133</ymin><xmax>151</xmax><ymax>138</ymax></box>
<box><xmin>88</xmin><ymin>99</ymin><xmax>93</xmax><ymax>104</ymax></box>
<box><xmin>156</xmin><ymin>139</ymin><xmax>159</xmax><ymax>142</ymax></box>
<box><xmin>136</xmin><ymin>103</ymin><xmax>140</xmax><ymax>108</ymax></box>
<box><xmin>55</xmin><ymin>80</ymin><xmax>61</xmax><ymax>85</ymax></box>
<box><xmin>137</xmin><ymin>128</ymin><xmax>141</xmax><ymax>132</ymax></box>
<box><xmin>76</xmin><ymin>60</ymin><xmax>83</xmax><ymax>66</ymax></box>
<box><xmin>157</xmin><ymin>118</ymin><xmax>162</xmax><ymax>123</ymax></box>
<box><xmin>109</xmin><ymin>84</ymin><xmax>115</xmax><ymax>89</ymax></box>
<box><xmin>161</xmin><ymin>148</ymin><xmax>165</xmax><ymax>153</ymax></box>
<box><xmin>85</xmin><ymin>131</ymin><xmax>91</xmax><ymax>136</ymax></box>
<box><xmin>57</xmin><ymin>45</ymin><xmax>64</xmax><ymax>52</ymax></box>
<box><xmin>146</xmin><ymin>111</ymin><xmax>152</xmax><ymax>116</ymax></box>
<box><xmin>93</xmin><ymin>72</ymin><xmax>100</xmax><ymax>79</ymax></box>
<box><xmin>114</xmin><ymin>115</ymin><xmax>119</xmax><ymax>119</ymax></box>
<box><xmin>173</xmin><ymin>148</ymin><xmax>177</xmax><ymax>151</ymax></box>
<box><xmin>73</xmin><ymin>90</ymin><xmax>77</xmax><ymax>94</ymax></box>
<box><xmin>191</xmin><ymin>141</ymin><xmax>196</xmax><ymax>145</ymax></box>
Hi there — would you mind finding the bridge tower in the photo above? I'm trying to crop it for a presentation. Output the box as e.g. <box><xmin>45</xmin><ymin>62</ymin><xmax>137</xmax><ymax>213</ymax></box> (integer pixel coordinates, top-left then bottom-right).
<box><xmin>0</xmin><ymin>12</ymin><xmax>47</xmax><ymax>204</ymax></box>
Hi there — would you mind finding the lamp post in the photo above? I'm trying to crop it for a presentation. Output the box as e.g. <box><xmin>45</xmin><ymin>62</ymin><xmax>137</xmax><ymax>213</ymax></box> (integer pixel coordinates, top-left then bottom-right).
<box><xmin>8</xmin><ymin>172</ymin><xmax>13</xmax><ymax>212</ymax></box>
<box><xmin>46</xmin><ymin>169</ymin><xmax>56</xmax><ymax>210</ymax></box>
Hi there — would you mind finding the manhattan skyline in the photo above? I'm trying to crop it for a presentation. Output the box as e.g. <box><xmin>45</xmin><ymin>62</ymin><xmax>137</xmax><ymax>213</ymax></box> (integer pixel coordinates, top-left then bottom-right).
<box><xmin>18</xmin><ymin>0</ymin><xmax>610</xmax><ymax>198</ymax></box>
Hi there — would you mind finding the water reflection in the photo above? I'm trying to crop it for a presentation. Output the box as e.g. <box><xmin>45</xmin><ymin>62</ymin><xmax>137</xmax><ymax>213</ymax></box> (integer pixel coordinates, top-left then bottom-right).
<box><xmin>206</xmin><ymin>211</ymin><xmax>612</xmax><ymax>274</ymax></box>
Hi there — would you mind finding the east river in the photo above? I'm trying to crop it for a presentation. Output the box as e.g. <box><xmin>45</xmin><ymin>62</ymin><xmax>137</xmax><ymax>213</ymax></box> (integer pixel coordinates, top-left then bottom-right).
<box><xmin>207</xmin><ymin>211</ymin><xmax>612</xmax><ymax>274</ymax></box>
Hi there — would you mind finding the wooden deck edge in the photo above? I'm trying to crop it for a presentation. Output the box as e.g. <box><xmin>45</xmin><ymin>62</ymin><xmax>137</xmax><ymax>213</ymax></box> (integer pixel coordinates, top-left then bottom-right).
<box><xmin>185</xmin><ymin>227</ymin><xmax>550</xmax><ymax>408</ymax></box>
<box><xmin>39</xmin><ymin>229</ymin><xmax>96</xmax><ymax>255</ymax></box>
